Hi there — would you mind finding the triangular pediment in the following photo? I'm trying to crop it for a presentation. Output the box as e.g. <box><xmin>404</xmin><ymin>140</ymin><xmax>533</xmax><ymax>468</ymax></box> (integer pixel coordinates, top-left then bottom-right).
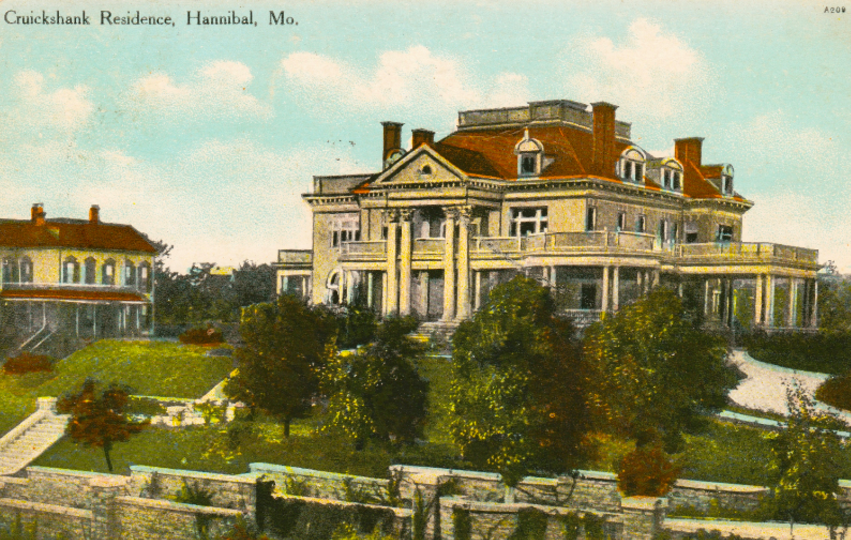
<box><xmin>369</xmin><ymin>146</ymin><xmax>468</xmax><ymax>187</ymax></box>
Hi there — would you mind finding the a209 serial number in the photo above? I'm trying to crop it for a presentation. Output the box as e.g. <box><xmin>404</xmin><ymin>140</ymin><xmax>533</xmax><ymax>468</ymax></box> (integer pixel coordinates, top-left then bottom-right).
<box><xmin>825</xmin><ymin>6</ymin><xmax>846</xmax><ymax>12</ymax></box>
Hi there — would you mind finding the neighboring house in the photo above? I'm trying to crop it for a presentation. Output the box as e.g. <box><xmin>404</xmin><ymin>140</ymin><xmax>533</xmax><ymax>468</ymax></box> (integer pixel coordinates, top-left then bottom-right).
<box><xmin>276</xmin><ymin>99</ymin><xmax>820</xmax><ymax>331</ymax></box>
<box><xmin>0</xmin><ymin>204</ymin><xmax>158</xmax><ymax>346</ymax></box>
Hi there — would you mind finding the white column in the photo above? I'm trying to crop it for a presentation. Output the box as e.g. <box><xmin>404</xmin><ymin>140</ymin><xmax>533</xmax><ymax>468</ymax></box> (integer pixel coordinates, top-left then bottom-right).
<box><xmin>367</xmin><ymin>272</ymin><xmax>374</xmax><ymax>310</ymax></box>
<box><xmin>652</xmin><ymin>270</ymin><xmax>660</xmax><ymax>289</ymax></box>
<box><xmin>385</xmin><ymin>211</ymin><xmax>399</xmax><ymax>315</ymax></box>
<box><xmin>474</xmin><ymin>271</ymin><xmax>482</xmax><ymax>311</ymax></box>
<box><xmin>811</xmin><ymin>279</ymin><xmax>819</xmax><ymax>329</ymax></box>
<box><xmin>399</xmin><ymin>210</ymin><xmax>413</xmax><ymax>316</ymax></box>
<box><xmin>442</xmin><ymin>208</ymin><xmax>457</xmax><ymax>321</ymax></box>
<box><xmin>704</xmin><ymin>279</ymin><xmax>710</xmax><ymax>316</ymax></box>
<box><xmin>601</xmin><ymin>266</ymin><xmax>610</xmax><ymax>313</ymax></box>
<box><xmin>787</xmin><ymin>277</ymin><xmax>797</xmax><ymax>327</ymax></box>
<box><xmin>754</xmin><ymin>274</ymin><xmax>764</xmax><ymax>326</ymax></box>
<box><xmin>766</xmin><ymin>274</ymin><xmax>775</xmax><ymax>327</ymax></box>
<box><xmin>612</xmin><ymin>266</ymin><xmax>620</xmax><ymax>312</ymax></box>
<box><xmin>456</xmin><ymin>206</ymin><xmax>471</xmax><ymax>320</ymax></box>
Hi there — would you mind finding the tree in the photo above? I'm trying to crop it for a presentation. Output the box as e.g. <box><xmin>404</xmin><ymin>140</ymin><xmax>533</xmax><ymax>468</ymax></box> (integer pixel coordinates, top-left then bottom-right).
<box><xmin>224</xmin><ymin>295</ymin><xmax>337</xmax><ymax>437</ymax></box>
<box><xmin>818</xmin><ymin>273</ymin><xmax>851</xmax><ymax>335</ymax></box>
<box><xmin>769</xmin><ymin>385</ymin><xmax>847</xmax><ymax>537</ymax></box>
<box><xmin>322</xmin><ymin>316</ymin><xmax>429</xmax><ymax>448</ymax></box>
<box><xmin>56</xmin><ymin>378</ymin><xmax>149</xmax><ymax>473</ymax></box>
<box><xmin>450</xmin><ymin>276</ymin><xmax>589</xmax><ymax>486</ymax></box>
<box><xmin>583</xmin><ymin>288</ymin><xmax>737</xmax><ymax>451</ymax></box>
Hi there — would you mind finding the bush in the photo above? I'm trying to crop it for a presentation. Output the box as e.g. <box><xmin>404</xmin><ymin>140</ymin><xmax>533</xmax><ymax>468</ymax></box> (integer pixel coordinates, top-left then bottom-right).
<box><xmin>743</xmin><ymin>331</ymin><xmax>851</xmax><ymax>375</ymax></box>
<box><xmin>179</xmin><ymin>326</ymin><xmax>226</xmax><ymax>346</ymax></box>
<box><xmin>816</xmin><ymin>373</ymin><xmax>851</xmax><ymax>411</ymax></box>
<box><xmin>617</xmin><ymin>445</ymin><xmax>680</xmax><ymax>497</ymax></box>
<box><xmin>3</xmin><ymin>352</ymin><xmax>53</xmax><ymax>375</ymax></box>
<box><xmin>127</xmin><ymin>397</ymin><xmax>168</xmax><ymax>417</ymax></box>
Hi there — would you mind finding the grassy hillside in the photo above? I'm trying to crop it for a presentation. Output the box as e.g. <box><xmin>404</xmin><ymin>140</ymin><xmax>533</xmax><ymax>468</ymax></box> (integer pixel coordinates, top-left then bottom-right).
<box><xmin>0</xmin><ymin>340</ymin><xmax>233</xmax><ymax>434</ymax></box>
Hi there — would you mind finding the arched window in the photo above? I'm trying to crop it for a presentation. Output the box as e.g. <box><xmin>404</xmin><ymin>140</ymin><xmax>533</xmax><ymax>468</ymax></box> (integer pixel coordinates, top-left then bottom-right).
<box><xmin>19</xmin><ymin>257</ymin><xmax>33</xmax><ymax>283</ymax></box>
<box><xmin>138</xmin><ymin>262</ymin><xmax>152</xmax><ymax>292</ymax></box>
<box><xmin>102</xmin><ymin>259</ymin><xmax>116</xmax><ymax>286</ymax></box>
<box><xmin>63</xmin><ymin>256</ymin><xmax>80</xmax><ymax>284</ymax></box>
<box><xmin>514</xmin><ymin>129</ymin><xmax>544</xmax><ymax>178</ymax></box>
<box><xmin>619</xmin><ymin>147</ymin><xmax>647</xmax><ymax>183</ymax></box>
<box><xmin>659</xmin><ymin>158</ymin><xmax>684</xmax><ymax>192</ymax></box>
<box><xmin>2</xmin><ymin>258</ymin><xmax>18</xmax><ymax>284</ymax></box>
<box><xmin>326</xmin><ymin>270</ymin><xmax>341</xmax><ymax>305</ymax></box>
<box><xmin>84</xmin><ymin>258</ymin><xmax>97</xmax><ymax>285</ymax></box>
<box><xmin>124</xmin><ymin>260</ymin><xmax>136</xmax><ymax>286</ymax></box>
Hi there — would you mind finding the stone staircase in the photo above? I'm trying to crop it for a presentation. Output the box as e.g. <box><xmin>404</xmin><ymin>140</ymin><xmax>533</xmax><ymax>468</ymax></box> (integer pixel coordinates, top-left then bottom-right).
<box><xmin>412</xmin><ymin>320</ymin><xmax>461</xmax><ymax>352</ymax></box>
<box><xmin>0</xmin><ymin>398</ymin><xmax>68</xmax><ymax>476</ymax></box>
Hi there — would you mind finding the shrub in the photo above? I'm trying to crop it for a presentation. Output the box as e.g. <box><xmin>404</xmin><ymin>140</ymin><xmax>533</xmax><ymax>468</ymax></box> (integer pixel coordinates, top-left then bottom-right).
<box><xmin>617</xmin><ymin>445</ymin><xmax>680</xmax><ymax>497</ymax></box>
<box><xmin>816</xmin><ymin>373</ymin><xmax>851</xmax><ymax>411</ymax></box>
<box><xmin>179</xmin><ymin>326</ymin><xmax>226</xmax><ymax>346</ymax></box>
<box><xmin>743</xmin><ymin>331</ymin><xmax>851</xmax><ymax>375</ymax></box>
<box><xmin>3</xmin><ymin>353</ymin><xmax>53</xmax><ymax>375</ymax></box>
<box><xmin>127</xmin><ymin>397</ymin><xmax>168</xmax><ymax>417</ymax></box>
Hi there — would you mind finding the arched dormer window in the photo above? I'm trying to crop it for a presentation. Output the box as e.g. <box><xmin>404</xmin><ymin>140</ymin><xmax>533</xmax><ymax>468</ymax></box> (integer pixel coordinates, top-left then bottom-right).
<box><xmin>63</xmin><ymin>256</ymin><xmax>80</xmax><ymax>284</ymax></box>
<box><xmin>514</xmin><ymin>129</ymin><xmax>544</xmax><ymax>178</ymax></box>
<box><xmin>721</xmin><ymin>164</ymin><xmax>734</xmax><ymax>195</ymax></box>
<box><xmin>619</xmin><ymin>147</ymin><xmax>647</xmax><ymax>183</ymax></box>
<box><xmin>660</xmin><ymin>158</ymin><xmax>684</xmax><ymax>192</ymax></box>
<box><xmin>102</xmin><ymin>259</ymin><xmax>116</xmax><ymax>286</ymax></box>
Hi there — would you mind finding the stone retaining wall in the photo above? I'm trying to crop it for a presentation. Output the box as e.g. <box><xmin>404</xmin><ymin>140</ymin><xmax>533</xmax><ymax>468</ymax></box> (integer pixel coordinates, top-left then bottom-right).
<box><xmin>250</xmin><ymin>462</ymin><xmax>389</xmax><ymax>501</ymax></box>
<box><xmin>0</xmin><ymin>498</ymin><xmax>93</xmax><ymax>540</ymax></box>
<box><xmin>128</xmin><ymin>465</ymin><xmax>257</xmax><ymax>515</ymax></box>
<box><xmin>116</xmin><ymin>496</ymin><xmax>243</xmax><ymax>540</ymax></box>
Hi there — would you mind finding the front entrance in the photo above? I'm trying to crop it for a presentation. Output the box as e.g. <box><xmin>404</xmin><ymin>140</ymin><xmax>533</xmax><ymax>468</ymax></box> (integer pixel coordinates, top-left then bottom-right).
<box><xmin>580</xmin><ymin>284</ymin><xmax>597</xmax><ymax>309</ymax></box>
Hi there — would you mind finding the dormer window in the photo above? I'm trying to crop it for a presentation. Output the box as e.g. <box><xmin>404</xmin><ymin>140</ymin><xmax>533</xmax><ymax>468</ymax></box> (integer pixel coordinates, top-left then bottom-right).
<box><xmin>658</xmin><ymin>159</ymin><xmax>684</xmax><ymax>192</ymax></box>
<box><xmin>619</xmin><ymin>147</ymin><xmax>646</xmax><ymax>183</ymax></box>
<box><xmin>514</xmin><ymin>129</ymin><xmax>544</xmax><ymax>178</ymax></box>
<box><xmin>721</xmin><ymin>165</ymin><xmax>734</xmax><ymax>195</ymax></box>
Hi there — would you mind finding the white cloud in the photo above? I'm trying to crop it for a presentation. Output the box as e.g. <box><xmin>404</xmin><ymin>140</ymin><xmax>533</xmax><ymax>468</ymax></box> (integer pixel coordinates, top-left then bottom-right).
<box><xmin>564</xmin><ymin>18</ymin><xmax>712</xmax><ymax>124</ymax></box>
<box><xmin>280</xmin><ymin>46</ymin><xmax>530</xmax><ymax>117</ymax></box>
<box><xmin>2</xmin><ymin>71</ymin><xmax>94</xmax><ymax>140</ymax></box>
<box><xmin>126</xmin><ymin>61</ymin><xmax>272</xmax><ymax>122</ymax></box>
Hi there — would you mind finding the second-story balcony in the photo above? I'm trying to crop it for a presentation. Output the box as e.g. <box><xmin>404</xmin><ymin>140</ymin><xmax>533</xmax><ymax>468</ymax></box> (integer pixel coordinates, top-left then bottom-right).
<box><xmin>277</xmin><ymin>249</ymin><xmax>313</xmax><ymax>268</ymax></box>
<box><xmin>473</xmin><ymin>231</ymin><xmax>656</xmax><ymax>256</ymax></box>
<box><xmin>677</xmin><ymin>243</ymin><xmax>819</xmax><ymax>267</ymax></box>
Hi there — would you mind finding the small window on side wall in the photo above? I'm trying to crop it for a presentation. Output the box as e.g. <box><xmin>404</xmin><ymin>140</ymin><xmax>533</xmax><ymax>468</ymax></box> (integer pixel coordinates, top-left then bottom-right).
<box><xmin>617</xmin><ymin>212</ymin><xmax>626</xmax><ymax>231</ymax></box>
<box><xmin>716</xmin><ymin>224</ymin><xmax>734</xmax><ymax>242</ymax></box>
<box><xmin>585</xmin><ymin>207</ymin><xmax>597</xmax><ymax>232</ymax></box>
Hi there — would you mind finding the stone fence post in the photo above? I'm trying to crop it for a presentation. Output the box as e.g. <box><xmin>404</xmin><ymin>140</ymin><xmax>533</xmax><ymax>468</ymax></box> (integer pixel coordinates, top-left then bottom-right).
<box><xmin>89</xmin><ymin>476</ymin><xmax>128</xmax><ymax>540</ymax></box>
<box><xmin>409</xmin><ymin>472</ymin><xmax>450</xmax><ymax>540</ymax></box>
<box><xmin>621</xmin><ymin>496</ymin><xmax>667</xmax><ymax>540</ymax></box>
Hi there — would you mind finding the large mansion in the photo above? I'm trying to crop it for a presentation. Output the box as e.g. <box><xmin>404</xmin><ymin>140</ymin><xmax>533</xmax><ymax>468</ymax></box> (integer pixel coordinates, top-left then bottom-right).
<box><xmin>276</xmin><ymin>100</ymin><xmax>820</xmax><ymax>330</ymax></box>
<box><xmin>0</xmin><ymin>204</ymin><xmax>157</xmax><ymax>349</ymax></box>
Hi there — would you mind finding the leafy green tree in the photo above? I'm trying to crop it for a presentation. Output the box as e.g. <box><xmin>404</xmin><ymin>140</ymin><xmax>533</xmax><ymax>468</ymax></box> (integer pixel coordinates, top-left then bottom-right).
<box><xmin>56</xmin><ymin>378</ymin><xmax>150</xmax><ymax>473</ymax></box>
<box><xmin>450</xmin><ymin>276</ymin><xmax>589</xmax><ymax>486</ymax></box>
<box><xmin>818</xmin><ymin>272</ymin><xmax>851</xmax><ymax>335</ymax></box>
<box><xmin>224</xmin><ymin>295</ymin><xmax>337</xmax><ymax>437</ymax></box>
<box><xmin>768</xmin><ymin>385</ymin><xmax>847</xmax><ymax>537</ymax></box>
<box><xmin>583</xmin><ymin>288</ymin><xmax>736</xmax><ymax>451</ymax></box>
<box><xmin>322</xmin><ymin>316</ymin><xmax>428</xmax><ymax>448</ymax></box>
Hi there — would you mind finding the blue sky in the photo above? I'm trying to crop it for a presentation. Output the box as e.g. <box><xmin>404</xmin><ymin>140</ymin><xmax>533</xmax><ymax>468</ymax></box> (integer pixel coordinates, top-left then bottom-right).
<box><xmin>1</xmin><ymin>0</ymin><xmax>848</xmax><ymax>271</ymax></box>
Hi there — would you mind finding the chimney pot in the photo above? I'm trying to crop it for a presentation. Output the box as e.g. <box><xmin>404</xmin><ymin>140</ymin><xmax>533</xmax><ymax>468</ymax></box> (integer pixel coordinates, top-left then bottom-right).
<box><xmin>411</xmin><ymin>128</ymin><xmax>435</xmax><ymax>149</ymax></box>
<box><xmin>89</xmin><ymin>205</ymin><xmax>100</xmax><ymax>224</ymax></box>
<box><xmin>591</xmin><ymin>102</ymin><xmax>618</xmax><ymax>177</ymax></box>
<box><xmin>382</xmin><ymin>121</ymin><xmax>404</xmax><ymax>167</ymax></box>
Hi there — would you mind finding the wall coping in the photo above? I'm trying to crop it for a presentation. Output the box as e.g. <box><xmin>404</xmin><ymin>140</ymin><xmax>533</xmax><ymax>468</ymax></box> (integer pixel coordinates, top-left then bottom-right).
<box><xmin>130</xmin><ymin>465</ymin><xmax>256</xmax><ymax>485</ymax></box>
<box><xmin>0</xmin><ymin>477</ymin><xmax>29</xmax><ymax>486</ymax></box>
<box><xmin>0</xmin><ymin>498</ymin><xmax>93</xmax><ymax>519</ymax></box>
<box><xmin>577</xmin><ymin>469</ymin><xmax>618</xmax><ymax>481</ymax></box>
<box><xmin>391</xmin><ymin>464</ymin><xmax>503</xmax><ymax>481</ymax></box>
<box><xmin>274</xmin><ymin>494</ymin><xmax>411</xmax><ymax>518</ymax></box>
<box><xmin>27</xmin><ymin>466</ymin><xmax>124</xmax><ymax>481</ymax></box>
<box><xmin>441</xmin><ymin>496</ymin><xmax>618</xmax><ymax>518</ymax></box>
<box><xmin>673</xmin><ymin>479</ymin><xmax>768</xmax><ymax>493</ymax></box>
<box><xmin>621</xmin><ymin>496</ymin><xmax>667</xmax><ymax>511</ymax></box>
<box><xmin>116</xmin><ymin>496</ymin><xmax>245</xmax><ymax>517</ymax></box>
<box><xmin>250</xmin><ymin>463</ymin><xmax>384</xmax><ymax>484</ymax></box>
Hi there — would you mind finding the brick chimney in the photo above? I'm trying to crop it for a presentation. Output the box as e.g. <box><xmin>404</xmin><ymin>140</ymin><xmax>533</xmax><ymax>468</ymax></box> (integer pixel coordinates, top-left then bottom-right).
<box><xmin>382</xmin><ymin>121</ymin><xmax>404</xmax><ymax>164</ymax></box>
<box><xmin>591</xmin><ymin>102</ymin><xmax>618</xmax><ymax>177</ymax></box>
<box><xmin>674</xmin><ymin>137</ymin><xmax>704</xmax><ymax>166</ymax></box>
<box><xmin>89</xmin><ymin>205</ymin><xmax>100</xmax><ymax>224</ymax></box>
<box><xmin>411</xmin><ymin>128</ymin><xmax>435</xmax><ymax>149</ymax></box>
<box><xmin>31</xmin><ymin>203</ymin><xmax>45</xmax><ymax>226</ymax></box>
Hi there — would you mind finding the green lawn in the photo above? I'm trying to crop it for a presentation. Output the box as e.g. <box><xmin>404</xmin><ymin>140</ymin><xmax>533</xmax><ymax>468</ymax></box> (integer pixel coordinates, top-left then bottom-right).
<box><xmin>0</xmin><ymin>340</ymin><xmax>233</xmax><ymax>434</ymax></box>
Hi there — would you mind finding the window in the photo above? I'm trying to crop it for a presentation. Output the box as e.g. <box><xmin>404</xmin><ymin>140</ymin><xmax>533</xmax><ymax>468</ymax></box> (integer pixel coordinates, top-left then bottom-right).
<box><xmin>623</xmin><ymin>161</ymin><xmax>634</xmax><ymax>181</ymax></box>
<box><xmin>514</xmin><ymin>129</ymin><xmax>544</xmax><ymax>178</ymax></box>
<box><xmin>124</xmin><ymin>260</ymin><xmax>136</xmax><ymax>286</ymax></box>
<box><xmin>63</xmin><ymin>257</ymin><xmax>80</xmax><ymax>284</ymax></box>
<box><xmin>685</xmin><ymin>222</ymin><xmax>699</xmax><ymax>243</ymax></box>
<box><xmin>84</xmin><ymin>258</ymin><xmax>97</xmax><ymax>284</ymax></box>
<box><xmin>139</xmin><ymin>262</ymin><xmax>152</xmax><ymax>292</ymax></box>
<box><xmin>663</xmin><ymin>169</ymin><xmax>671</xmax><ymax>190</ymax></box>
<box><xmin>585</xmin><ymin>207</ymin><xmax>597</xmax><ymax>232</ymax></box>
<box><xmin>673</xmin><ymin>171</ymin><xmax>681</xmax><ymax>190</ymax></box>
<box><xmin>721</xmin><ymin>175</ymin><xmax>733</xmax><ymax>195</ymax></box>
<box><xmin>1</xmin><ymin>258</ymin><xmax>18</xmax><ymax>284</ymax></box>
<box><xmin>19</xmin><ymin>258</ymin><xmax>33</xmax><ymax>283</ymax></box>
<box><xmin>636</xmin><ymin>215</ymin><xmax>646</xmax><ymax>233</ymax></box>
<box><xmin>717</xmin><ymin>224</ymin><xmax>734</xmax><ymax>242</ymax></box>
<box><xmin>619</xmin><ymin>147</ymin><xmax>646</xmax><ymax>183</ymax></box>
<box><xmin>616</xmin><ymin>212</ymin><xmax>626</xmax><ymax>231</ymax></box>
<box><xmin>510</xmin><ymin>207</ymin><xmax>548</xmax><ymax>237</ymax></box>
<box><xmin>102</xmin><ymin>260</ymin><xmax>116</xmax><ymax>285</ymax></box>
<box><xmin>658</xmin><ymin>220</ymin><xmax>669</xmax><ymax>242</ymax></box>
<box><xmin>331</xmin><ymin>217</ymin><xmax>361</xmax><ymax>247</ymax></box>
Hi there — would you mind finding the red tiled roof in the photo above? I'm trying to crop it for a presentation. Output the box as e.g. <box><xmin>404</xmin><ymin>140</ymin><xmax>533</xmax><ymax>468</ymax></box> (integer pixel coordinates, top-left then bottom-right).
<box><xmin>0</xmin><ymin>289</ymin><xmax>148</xmax><ymax>302</ymax></box>
<box><xmin>0</xmin><ymin>220</ymin><xmax>158</xmax><ymax>253</ymax></box>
